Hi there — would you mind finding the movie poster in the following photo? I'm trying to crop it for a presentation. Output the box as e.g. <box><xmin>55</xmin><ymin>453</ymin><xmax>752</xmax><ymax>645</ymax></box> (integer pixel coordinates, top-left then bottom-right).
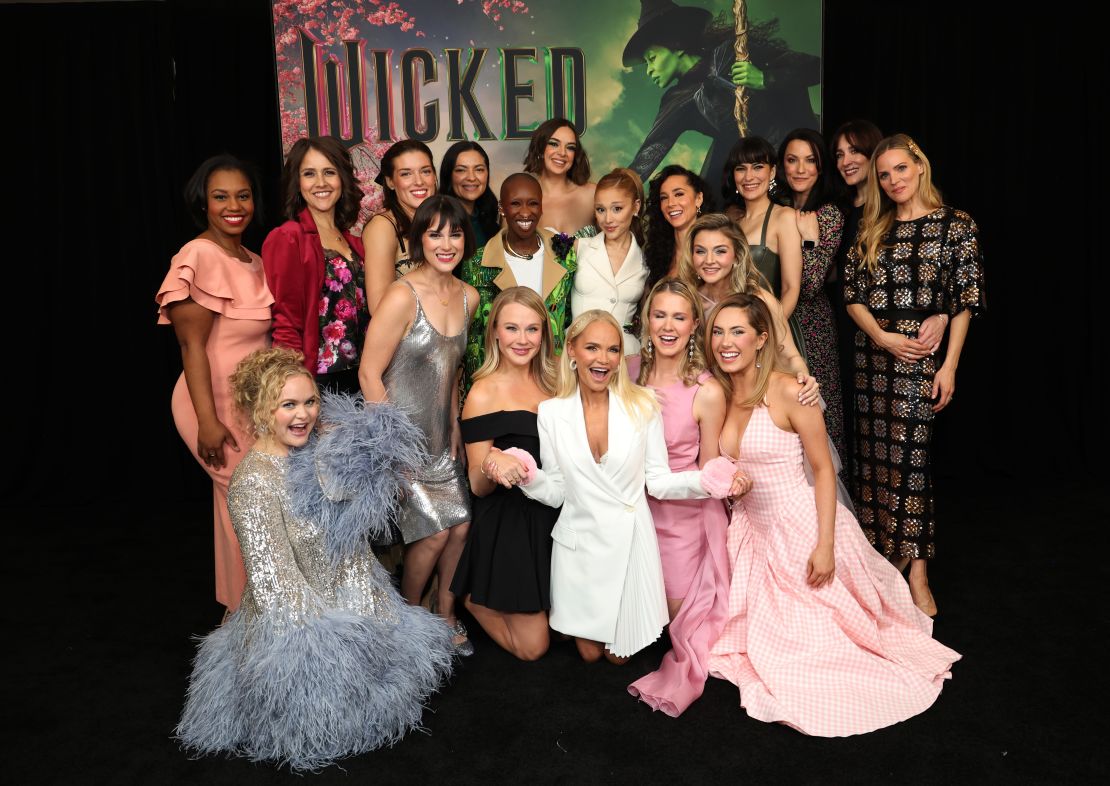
<box><xmin>272</xmin><ymin>0</ymin><xmax>822</xmax><ymax>230</ymax></box>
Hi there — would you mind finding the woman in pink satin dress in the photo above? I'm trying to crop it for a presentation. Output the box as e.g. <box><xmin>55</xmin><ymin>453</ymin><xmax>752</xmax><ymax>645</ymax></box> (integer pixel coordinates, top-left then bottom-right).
<box><xmin>626</xmin><ymin>278</ymin><xmax>730</xmax><ymax>717</ymax></box>
<box><xmin>705</xmin><ymin>293</ymin><xmax>959</xmax><ymax>736</ymax></box>
<box><xmin>156</xmin><ymin>156</ymin><xmax>273</xmax><ymax>615</ymax></box>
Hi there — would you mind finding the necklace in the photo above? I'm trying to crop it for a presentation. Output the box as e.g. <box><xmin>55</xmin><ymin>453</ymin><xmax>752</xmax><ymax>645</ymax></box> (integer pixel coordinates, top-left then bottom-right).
<box><xmin>504</xmin><ymin>235</ymin><xmax>541</xmax><ymax>259</ymax></box>
<box><xmin>436</xmin><ymin>281</ymin><xmax>458</xmax><ymax>306</ymax></box>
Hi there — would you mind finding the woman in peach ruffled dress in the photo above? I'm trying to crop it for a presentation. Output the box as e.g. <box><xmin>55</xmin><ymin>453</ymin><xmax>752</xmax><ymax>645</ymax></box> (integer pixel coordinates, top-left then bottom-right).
<box><xmin>156</xmin><ymin>155</ymin><xmax>273</xmax><ymax>616</ymax></box>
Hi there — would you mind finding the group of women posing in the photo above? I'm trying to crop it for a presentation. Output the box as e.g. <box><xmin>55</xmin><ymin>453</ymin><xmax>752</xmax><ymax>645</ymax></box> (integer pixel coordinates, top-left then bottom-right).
<box><xmin>158</xmin><ymin>117</ymin><xmax>983</xmax><ymax>769</ymax></box>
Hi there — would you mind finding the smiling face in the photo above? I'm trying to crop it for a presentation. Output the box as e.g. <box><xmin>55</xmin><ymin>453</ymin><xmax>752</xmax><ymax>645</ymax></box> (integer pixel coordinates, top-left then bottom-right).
<box><xmin>205</xmin><ymin>168</ymin><xmax>254</xmax><ymax>242</ymax></box>
<box><xmin>568</xmin><ymin>319</ymin><xmax>623</xmax><ymax>393</ymax></box>
<box><xmin>648</xmin><ymin>291</ymin><xmax>697</xmax><ymax>361</ymax></box>
<box><xmin>500</xmin><ymin>176</ymin><xmax>543</xmax><ymax>245</ymax></box>
<box><xmin>783</xmin><ymin>139</ymin><xmax>819</xmax><ymax>200</ymax></box>
<box><xmin>834</xmin><ymin>134</ymin><xmax>869</xmax><ymax>187</ymax></box>
<box><xmin>594</xmin><ymin>186</ymin><xmax>639</xmax><ymax>240</ymax></box>
<box><xmin>450</xmin><ymin>150</ymin><xmax>489</xmax><ymax>207</ymax></box>
<box><xmin>386</xmin><ymin>150</ymin><xmax>436</xmax><ymax>214</ymax></box>
<box><xmin>691</xmin><ymin>229</ymin><xmax>737</xmax><ymax>286</ymax></box>
<box><xmin>733</xmin><ymin>160</ymin><xmax>774</xmax><ymax>203</ymax></box>
<box><xmin>876</xmin><ymin>148</ymin><xmax>924</xmax><ymax>206</ymax></box>
<box><xmin>643</xmin><ymin>44</ymin><xmax>682</xmax><ymax>88</ymax></box>
<box><xmin>543</xmin><ymin>125</ymin><xmax>578</xmax><ymax>178</ymax></box>
<box><xmin>420</xmin><ymin>214</ymin><xmax>467</xmax><ymax>273</ymax></box>
<box><xmin>658</xmin><ymin>174</ymin><xmax>703</xmax><ymax>232</ymax></box>
<box><xmin>710</xmin><ymin>305</ymin><xmax>767</xmax><ymax>376</ymax></box>
<box><xmin>299</xmin><ymin>148</ymin><xmax>342</xmax><ymax>216</ymax></box>
<box><xmin>494</xmin><ymin>302</ymin><xmax>545</xmax><ymax>367</ymax></box>
<box><xmin>267</xmin><ymin>375</ymin><xmax>320</xmax><ymax>455</ymax></box>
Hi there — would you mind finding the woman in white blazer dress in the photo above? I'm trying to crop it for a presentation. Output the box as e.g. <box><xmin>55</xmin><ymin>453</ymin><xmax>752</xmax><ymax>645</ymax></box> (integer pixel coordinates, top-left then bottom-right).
<box><xmin>499</xmin><ymin>310</ymin><xmax>745</xmax><ymax>663</ymax></box>
<box><xmin>570</xmin><ymin>169</ymin><xmax>650</xmax><ymax>352</ymax></box>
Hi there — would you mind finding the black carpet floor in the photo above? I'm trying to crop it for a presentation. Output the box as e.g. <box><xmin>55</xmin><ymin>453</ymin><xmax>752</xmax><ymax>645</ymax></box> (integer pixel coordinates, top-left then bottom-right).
<box><xmin>10</xmin><ymin>476</ymin><xmax>1107</xmax><ymax>784</ymax></box>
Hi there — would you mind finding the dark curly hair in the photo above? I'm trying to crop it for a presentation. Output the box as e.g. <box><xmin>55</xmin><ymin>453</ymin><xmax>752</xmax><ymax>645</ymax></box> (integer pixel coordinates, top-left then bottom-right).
<box><xmin>184</xmin><ymin>154</ymin><xmax>263</xmax><ymax>230</ymax></box>
<box><xmin>644</xmin><ymin>165</ymin><xmax>715</xmax><ymax>290</ymax></box>
<box><xmin>280</xmin><ymin>136</ymin><xmax>362</xmax><ymax>231</ymax></box>
<box><xmin>438</xmin><ymin>141</ymin><xmax>499</xmax><ymax>241</ymax></box>
<box><xmin>522</xmin><ymin>118</ymin><xmax>591</xmax><ymax>186</ymax></box>
<box><xmin>777</xmin><ymin>128</ymin><xmax>836</xmax><ymax>212</ymax></box>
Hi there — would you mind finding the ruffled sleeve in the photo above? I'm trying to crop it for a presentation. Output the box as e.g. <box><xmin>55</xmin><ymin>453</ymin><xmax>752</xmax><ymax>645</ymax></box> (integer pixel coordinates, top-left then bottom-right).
<box><xmin>155</xmin><ymin>239</ymin><xmax>273</xmax><ymax>324</ymax></box>
<box><xmin>941</xmin><ymin>208</ymin><xmax>986</xmax><ymax>318</ymax></box>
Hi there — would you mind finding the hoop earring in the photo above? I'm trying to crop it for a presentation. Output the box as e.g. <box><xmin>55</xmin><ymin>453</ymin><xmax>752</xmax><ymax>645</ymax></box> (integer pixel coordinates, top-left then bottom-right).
<box><xmin>570</xmin><ymin>358</ymin><xmax>577</xmax><ymax>370</ymax></box>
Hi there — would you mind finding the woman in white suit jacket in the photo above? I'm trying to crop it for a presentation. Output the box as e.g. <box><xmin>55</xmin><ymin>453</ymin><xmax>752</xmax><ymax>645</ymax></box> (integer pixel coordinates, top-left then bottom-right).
<box><xmin>570</xmin><ymin>168</ymin><xmax>650</xmax><ymax>352</ymax></box>
<box><xmin>489</xmin><ymin>310</ymin><xmax>746</xmax><ymax>663</ymax></box>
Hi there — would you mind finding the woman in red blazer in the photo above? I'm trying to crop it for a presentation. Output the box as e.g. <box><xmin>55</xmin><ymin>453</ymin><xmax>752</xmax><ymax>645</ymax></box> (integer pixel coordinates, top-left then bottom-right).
<box><xmin>262</xmin><ymin>136</ymin><xmax>367</xmax><ymax>394</ymax></box>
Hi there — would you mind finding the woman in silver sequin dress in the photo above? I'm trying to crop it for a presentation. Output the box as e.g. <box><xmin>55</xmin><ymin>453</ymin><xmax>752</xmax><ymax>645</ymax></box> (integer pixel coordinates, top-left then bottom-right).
<box><xmin>360</xmin><ymin>196</ymin><xmax>480</xmax><ymax>653</ymax></box>
<box><xmin>845</xmin><ymin>135</ymin><xmax>986</xmax><ymax>617</ymax></box>
<box><xmin>177</xmin><ymin>348</ymin><xmax>454</xmax><ymax>772</ymax></box>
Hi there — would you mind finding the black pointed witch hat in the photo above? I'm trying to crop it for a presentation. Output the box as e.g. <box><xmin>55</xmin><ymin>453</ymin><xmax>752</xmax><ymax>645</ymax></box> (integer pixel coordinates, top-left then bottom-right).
<box><xmin>621</xmin><ymin>0</ymin><xmax>713</xmax><ymax>67</ymax></box>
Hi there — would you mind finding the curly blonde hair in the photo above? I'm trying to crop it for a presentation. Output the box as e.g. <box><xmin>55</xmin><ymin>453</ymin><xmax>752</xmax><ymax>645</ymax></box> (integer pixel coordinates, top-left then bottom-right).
<box><xmin>230</xmin><ymin>347</ymin><xmax>318</xmax><ymax>437</ymax></box>
<box><xmin>678</xmin><ymin>213</ymin><xmax>768</xmax><ymax>296</ymax></box>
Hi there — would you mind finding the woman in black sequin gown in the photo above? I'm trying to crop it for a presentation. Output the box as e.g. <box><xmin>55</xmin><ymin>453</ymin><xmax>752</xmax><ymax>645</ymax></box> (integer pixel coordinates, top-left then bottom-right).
<box><xmin>844</xmin><ymin>134</ymin><xmax>985</xmax><ymax>617</ymax></box>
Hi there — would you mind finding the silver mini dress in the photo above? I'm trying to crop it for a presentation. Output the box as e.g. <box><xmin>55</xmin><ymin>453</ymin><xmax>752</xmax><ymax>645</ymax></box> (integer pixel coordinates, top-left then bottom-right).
<box><xmin>382</xmin><ymin>280</ymin><xmax>471</xmax><ymax>543</ymax></box>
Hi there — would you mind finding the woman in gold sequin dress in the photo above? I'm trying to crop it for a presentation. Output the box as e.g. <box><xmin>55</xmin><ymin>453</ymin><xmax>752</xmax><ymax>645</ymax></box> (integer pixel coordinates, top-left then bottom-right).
<box><xmin>844</xmin><ymin>135</ymin><xmax>986</xmax><ymax>617</ymax></box>
<box><xmin>177</xmin><ymin>348</ymin><xmax>453</xmax><ymax>772</ymax></box>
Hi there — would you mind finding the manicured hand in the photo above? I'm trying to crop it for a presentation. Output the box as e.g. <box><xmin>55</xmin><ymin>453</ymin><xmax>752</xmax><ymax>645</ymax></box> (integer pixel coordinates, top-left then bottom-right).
<box><xmin>797</xmin><ymin>373</ymin><xmax>821</xmax><ymax>406</ymax></box>
<box><xmin>197</xmin><ymin>419</ymin><xmax>239</xmax><ymax>470</ymax></box>
<box><xmin>807</xmin><ymin>543</ymin><xmax>835</xmax><ymax>588</ymax></box>
<box><xmin>931</xmin><ymin>364</ymin><xmax>956</xmax><ymax>413</ymax></box>
<box><xmin>795</xmin><ymin>209</ymin><xmax>819</xmax><ymax>243</ymax></box>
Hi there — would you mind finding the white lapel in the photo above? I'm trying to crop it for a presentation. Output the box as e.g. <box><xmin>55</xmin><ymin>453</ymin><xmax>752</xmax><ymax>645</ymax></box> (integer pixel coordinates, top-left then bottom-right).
<box><xmin>566</xmin><ymin>388</ymin><xmax>635</xmax><ymax>503</ymax></box>
<box><xmin>613</xmin><ymin>236</ymin><xmax>646</xmax><ymax>288</ymax></box>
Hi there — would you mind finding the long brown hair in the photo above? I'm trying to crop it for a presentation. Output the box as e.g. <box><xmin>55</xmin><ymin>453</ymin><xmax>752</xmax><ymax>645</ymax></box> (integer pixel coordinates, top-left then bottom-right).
<box><xmin>281</xmin><ymin>136</ymin><xmax>363</xmax><ymax>230</ymax></box>
<box><xmin>706</xmin><ymin>293</ymin><xmax>785</xmax><ymax>407</ymax></box>
<box><xmin>854</xmin><ymin>134</ymin><xmax>943</xmax><ymax>275</ymax></box>
<box><xmin>522</xmin><ymin>118</ymin><xmax>591</xmax><ymax>185</ymax></box>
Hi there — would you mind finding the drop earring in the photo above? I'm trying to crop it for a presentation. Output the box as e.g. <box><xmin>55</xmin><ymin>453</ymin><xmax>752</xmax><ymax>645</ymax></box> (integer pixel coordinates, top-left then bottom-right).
<box><xmin>688</xmin><ymin>335</ymin><xmax>695</xmax><ymax>359</ymax></box>
<box><xmin>645</xmin><ymin>341</ymin><xmax>653</xmax><ymax>356</ymax></box>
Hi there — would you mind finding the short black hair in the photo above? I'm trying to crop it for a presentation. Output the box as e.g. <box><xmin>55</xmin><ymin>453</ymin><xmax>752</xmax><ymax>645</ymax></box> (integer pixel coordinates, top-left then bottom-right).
<box><xmin>407</xmin><ymin>195</ymin><xmax>476</xmax><ymax>265</ymax></box>
<box><xmin>184</xmin><ymin>154</ymin><xmax>263</xmax><ymax>230</ymax></box>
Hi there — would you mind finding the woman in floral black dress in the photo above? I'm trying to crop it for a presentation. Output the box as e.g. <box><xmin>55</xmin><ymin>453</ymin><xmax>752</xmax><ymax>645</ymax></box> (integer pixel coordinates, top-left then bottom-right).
<box><xmin>844</xmin><ymin>134</ymin><xmax>985</xmax><ymax>617</ymax></box>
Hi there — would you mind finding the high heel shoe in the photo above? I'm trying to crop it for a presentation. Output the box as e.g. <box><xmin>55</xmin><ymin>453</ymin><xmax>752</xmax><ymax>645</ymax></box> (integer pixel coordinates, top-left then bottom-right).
<box><xmin>451</xmin><ymin>618</ymin><xmax>475</xmax><ymax>657</ymax></box>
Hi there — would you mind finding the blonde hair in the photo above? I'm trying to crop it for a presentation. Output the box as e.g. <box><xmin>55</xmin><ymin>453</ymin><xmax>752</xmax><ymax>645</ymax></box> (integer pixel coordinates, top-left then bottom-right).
<box><xmin>558</xmin><ymin>310</ymin><xmax>658</xmax><ymax>427</ymax></box>
<box><xmin>855</xmin><ymin>134</ymin><xmax>943</xmax><ymax>275</ymax></box>
<box><xmin>595</xmin><ymin>167</ymin><xmax>646</xmax><ymax>245</ymax></box>
<box><xmin>678</xmin><ymin>213</ymin><xmax>767</xmax><ymax>297</ymax></box>
<box><xmin>230</xmin><ymin>347</ymin><xmax>318</xmax><ymax>437</ymax></box>
<box><xmin>706</xmin><ymin>293</ymin><xmax>786</xmax><ymax>407</ymax></box>
<box><xmin>637</xmin><ymin>278</ymin><xmax>707</xmax><ymax>387</ymax></box>
<box><xmin>472</xmin><ymin>286</ymin><xmax>558</xmax><ymax>395</ymax></box>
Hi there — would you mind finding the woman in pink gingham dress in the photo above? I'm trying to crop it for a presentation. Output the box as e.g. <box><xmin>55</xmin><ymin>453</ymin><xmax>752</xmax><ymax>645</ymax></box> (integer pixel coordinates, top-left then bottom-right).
<box><xmin>705</xmin><ymin>293</ymin><xmax>959</xmax><ymax>737</ymax></box>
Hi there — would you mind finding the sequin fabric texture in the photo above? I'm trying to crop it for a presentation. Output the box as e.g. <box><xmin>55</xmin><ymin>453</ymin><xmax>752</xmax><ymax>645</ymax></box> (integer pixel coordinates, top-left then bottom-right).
<box><xmin>382</xmin><ymin>281</ymin><xmax>471</xmax><ymax>543</ymax></box>
<box><xmin>843</xmin><ymin>207</ymin><xmax>985</xmax><ymax>559</ymax></box>
<box><xmin>230</xmin><ymin>450</ymin><xmax>396</xmax><ymax>624</ymax></box>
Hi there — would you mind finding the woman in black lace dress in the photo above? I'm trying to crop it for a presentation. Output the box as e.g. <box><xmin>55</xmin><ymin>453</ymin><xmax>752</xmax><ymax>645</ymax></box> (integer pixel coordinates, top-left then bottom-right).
<box><xmin>844</xmin><ymin>134</ymin><xmax>985</xmax><ymax>617</ymax></box>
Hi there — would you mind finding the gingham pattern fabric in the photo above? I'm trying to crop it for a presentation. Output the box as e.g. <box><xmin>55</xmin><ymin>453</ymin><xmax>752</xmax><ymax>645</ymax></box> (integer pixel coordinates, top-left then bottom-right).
<box><xmin>707</xmin><ymin>406</ymin><xmax>960</xmax><ymax>737</ymax></box>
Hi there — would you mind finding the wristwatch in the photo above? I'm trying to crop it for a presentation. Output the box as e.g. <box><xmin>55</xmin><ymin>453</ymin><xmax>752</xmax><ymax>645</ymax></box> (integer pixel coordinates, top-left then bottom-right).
<box><xmin>802</xmin><ymin>239</ymin><xmax>816</xmax><ymax>250</ymax></box>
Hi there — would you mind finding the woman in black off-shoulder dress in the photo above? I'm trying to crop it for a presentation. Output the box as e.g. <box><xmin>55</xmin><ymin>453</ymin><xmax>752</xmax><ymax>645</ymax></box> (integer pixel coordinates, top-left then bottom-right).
<box><xmin>451</xmin><ymin>287</ymin><xmax>560</xmax><ymax>660</ymax></box>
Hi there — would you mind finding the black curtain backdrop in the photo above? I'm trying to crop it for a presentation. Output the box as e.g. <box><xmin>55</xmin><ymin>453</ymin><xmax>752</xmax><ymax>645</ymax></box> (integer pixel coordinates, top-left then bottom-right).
<box><xmin>5</xmin><ymin>0</ymin><xmax>1103</xmax><ymax>509</ymax></box>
